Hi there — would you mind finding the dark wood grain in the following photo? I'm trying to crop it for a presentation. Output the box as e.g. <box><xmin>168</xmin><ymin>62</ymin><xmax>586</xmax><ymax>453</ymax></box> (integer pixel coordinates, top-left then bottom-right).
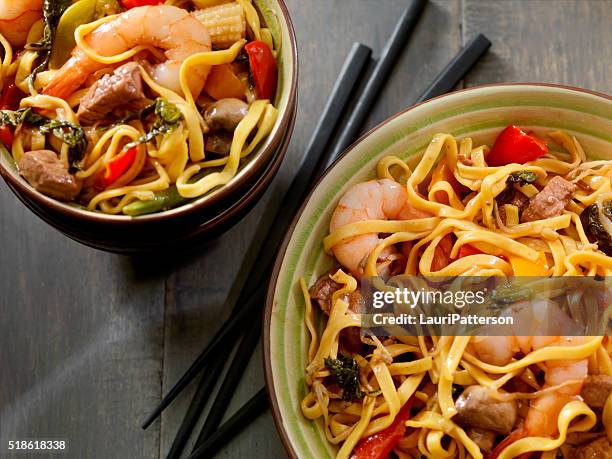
<box><xmin>0</xmin><ymin>192</ymin><xmax>165</xmax><ymax>458</ymax></box>
<box><xmin>462</xmin><ymin>0</ymin><xmax>612</xmax><ymax>93</ymax></box>
<box><xmin>0</xmin><ymin>1</ymin><xmax>609</xmax><ymax>458</ymax></box>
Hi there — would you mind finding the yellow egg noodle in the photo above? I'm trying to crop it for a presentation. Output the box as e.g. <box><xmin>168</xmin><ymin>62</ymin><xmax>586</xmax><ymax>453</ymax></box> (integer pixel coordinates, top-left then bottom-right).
<box><xmin>0</xmin><ymin>0</ymin><xmax>280</xmax><ymax>215</ymax></box>
<box><xmin>301</xmin><ymin>131</ymin><xmax>612</xmax><ymax>458</ymax></box>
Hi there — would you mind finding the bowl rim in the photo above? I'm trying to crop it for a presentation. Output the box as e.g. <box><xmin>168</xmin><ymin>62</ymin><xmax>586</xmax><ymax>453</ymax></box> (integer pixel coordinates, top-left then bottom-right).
<box><xmin>0</xmin><ymin>0</ymin><xmax>298</xmax><ymax>224</ymax></box>
<box><xmin>5</xmin><ymin>100</ymin><xmax>298</xmax><ymax>252</ymax></box>
<box><xmin>262</xmin><ymin>82</ymin><xmax>612</xmax><ymax>459</ymax></box>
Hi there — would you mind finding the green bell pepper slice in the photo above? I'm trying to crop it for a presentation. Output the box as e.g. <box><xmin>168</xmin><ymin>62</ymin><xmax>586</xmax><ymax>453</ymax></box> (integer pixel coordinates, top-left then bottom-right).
<box><xmin>49</xmin><ymin>0</ymin><xmax>122</xmax><ymax>70</ymax></box>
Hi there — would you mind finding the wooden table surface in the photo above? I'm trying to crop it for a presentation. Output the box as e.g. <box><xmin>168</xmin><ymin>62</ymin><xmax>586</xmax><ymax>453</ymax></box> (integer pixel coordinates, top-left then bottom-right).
<box><xmin>1</xmin><ymin>1</ymin><xmax>611</xmax><ymax>458</ymax></box>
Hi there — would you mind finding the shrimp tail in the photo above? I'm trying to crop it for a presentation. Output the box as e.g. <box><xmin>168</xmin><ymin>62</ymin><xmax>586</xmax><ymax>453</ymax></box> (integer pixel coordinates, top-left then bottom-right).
<box><xmin>43</xmin><ymin>57</ymin><xmax>90</xmax><ymax>99</ymax></box>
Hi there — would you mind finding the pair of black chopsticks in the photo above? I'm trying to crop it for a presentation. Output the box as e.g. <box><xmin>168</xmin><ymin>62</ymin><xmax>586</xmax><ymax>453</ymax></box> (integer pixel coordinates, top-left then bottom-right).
<box><xmin>141</xmin><ymin>1</ymin><xmax>491</xmax><ymax>457</ymax></box>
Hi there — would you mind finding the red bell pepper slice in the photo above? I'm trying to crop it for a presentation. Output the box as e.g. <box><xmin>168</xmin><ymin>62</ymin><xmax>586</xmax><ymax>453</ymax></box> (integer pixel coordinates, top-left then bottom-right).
<box><xmin>97</xmin><ymin>146</ymin><xmax>137</xmax><ymax>189</ymax></box>
<box><xmin>350</xmin><ymin>397</ymin><xmax>414</xmax><ymax>459</ymax></box>
<box><xmin>244</xmin><ymin>40</ymin><xmax>277</xmax><ymax>100</ymax></box>
<box><xmin>0</xmin><ymin>126</ymin><xmax>13</xmax><ymax>147</ymax></box>
<box><xmin>430</xmin><ymin>158</ymin><xmax>466</xmax><ymax>203</ymax></box>
<box><xmin>0</xmin><ymin>83</ymin><xmax>24</xmax><ymax>148</ymax></box>
<box><xmin>458</xmin><ymin>244</ymin><xmax>483</xmax><ymax>258</ymax></box>
<box><xmin>487</xmin><ymin>125</ymin><xmax>548</xmax><ymax>167</ymax></box>
<box><xmin>120</xmin><ymin>0</ymin><xmax>163</xmax><ymax>8</ymax></box>
<box><xmin>1</xmin><ymin>83</ymin><xmax>23</xmax><ymax>110</ymax></box>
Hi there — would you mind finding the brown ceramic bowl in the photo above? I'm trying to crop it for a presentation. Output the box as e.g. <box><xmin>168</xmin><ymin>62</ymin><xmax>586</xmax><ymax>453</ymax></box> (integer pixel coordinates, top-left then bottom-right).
<box><xmin>263</xmin><ymin>84</ymin><xmax>612</xmax><ymax>458</ymax></box>
<box><xmin>0</xmin><ymin>0</ymin><xmax>297</xmax><ymax>253</ymax></box>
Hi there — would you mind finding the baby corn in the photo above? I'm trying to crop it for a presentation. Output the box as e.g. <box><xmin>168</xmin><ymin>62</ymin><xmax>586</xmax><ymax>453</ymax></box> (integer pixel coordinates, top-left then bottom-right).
<box><xmin>193</xmin><ymin>3</ymin><xmax>246</xmax><ymax>49</ymax></box>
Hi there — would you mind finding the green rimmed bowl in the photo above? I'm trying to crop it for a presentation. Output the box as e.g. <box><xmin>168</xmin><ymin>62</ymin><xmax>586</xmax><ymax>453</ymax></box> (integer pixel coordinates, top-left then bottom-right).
<box><xmin>0</xmin><ymin>0</ymin><xmax>297</xmax><ymax>253</ymax></box>
<box><xmin>263</xmin><ymin>84</ymin><xmax>612</xmax><ymax>459</ymax></box>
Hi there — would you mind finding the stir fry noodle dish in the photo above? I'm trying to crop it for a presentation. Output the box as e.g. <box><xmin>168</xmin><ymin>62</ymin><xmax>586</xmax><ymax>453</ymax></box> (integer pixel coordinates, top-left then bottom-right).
<box><xmin>0</xmin><ymin>0</ymin><xmax>280</xmax><ymax>215</ymax></box>
<box><xmin>300</xmin><ymin>125</ymin><xmax>612</xmax><ymax>459</ymax></box>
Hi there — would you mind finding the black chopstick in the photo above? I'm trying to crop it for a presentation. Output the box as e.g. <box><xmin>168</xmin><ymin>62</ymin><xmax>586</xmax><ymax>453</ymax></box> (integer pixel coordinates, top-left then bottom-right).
<box><xmin>147</xmin><ymin>42</ymin><xmax>371</xmax><ymax>440</ymax></box>
<box><xmin>165</xmin><ymin>292</ymin><xmax>266</xmax><ymax>457</ymax></box>
<box><xmin>166</xmin><ymin>367</ymin><xmax>220</xmax><ymax>459</ymax></box>
<box><xmin>415</xmin><ymin>33</ymin><xmax>491</xmax><ymax>103</ymax></box>
<box><xmin>141</xmin><ymin>283</ymin><xmax>265</xmax><ymax>429</ymax></box>
<box><xmin>187</xmin><ymin>388</ymin><xmax>269</xmax><ymax>459</ymax></box>
<box><xmin>181</xmin><ymin>30</ymin><xmax>494</xmax><ymax>452</ymax></box>
<box><xmin>192</xmin><ymin>315</ymin><xmax>262</xmax><ymax>448</ymax></box>
<box><xmin>320</xmin><ymin>0</ymin><xmax>427</xmax><ymax>172</ymax></box>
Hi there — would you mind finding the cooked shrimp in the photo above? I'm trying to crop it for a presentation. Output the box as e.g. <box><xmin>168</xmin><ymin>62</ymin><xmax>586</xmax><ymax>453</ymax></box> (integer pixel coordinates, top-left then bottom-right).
<box><xmin>470</xmin><ymin>335</ymin><xmax>517</xmax><ymax>367</ymax></box>
<box><xmin>0</xmin><ymin>0</ymin><xmax>43</xmax><ymax>47</ymax></box>
<box><xmin>44</xmin><ymin>5</ymin><xmax>212</xmax><ymax>99</ymax></box>
<box><xmin>471</xmin><ymin>335</ymin><xmax>589</xmax><ymax>437</ymax></box>
<box><xmin>524</xmin><ymin>337</ymin><xmax>589</xmax><ymax>437</ymax></box>
<box><xmin>330</xmin><ymin>179</ymin><xmax>431</xmax><ymax>276</ymax></box>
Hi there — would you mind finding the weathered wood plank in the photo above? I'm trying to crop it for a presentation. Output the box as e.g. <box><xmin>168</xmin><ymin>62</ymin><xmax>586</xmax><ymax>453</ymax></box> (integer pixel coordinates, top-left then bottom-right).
<box><xmin>462</xmin><ymin>0</ymin><xmax>612</xmax><ymax>92</ymax></box>
<box><xmin>0</xmin><ymin>189</ymin><xmax>165</xmax><ymax>458</ymax></box>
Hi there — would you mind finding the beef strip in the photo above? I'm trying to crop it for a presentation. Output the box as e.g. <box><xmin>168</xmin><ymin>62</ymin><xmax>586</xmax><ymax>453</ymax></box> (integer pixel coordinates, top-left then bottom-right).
<box><xmin>508</xmin><ymin>190</ymin><xmax>530</xmax><ymax>210</ymax></box>
<box><xmin>309</xmin><ymin>271</ymin><xmax>341</xmax><ymax>314</ymax></box>
<box><xmin>466</xmin><ymin>427</ymin><xmax>496</xmax><ymax>453</ymax></box>
<box><xmin>455</xmin><ymin>385</ymin><xmax>518</xmax><ymax>434</ymax></box>
<box><xmin>347</xmin><ymin>289</ymin><xmax>365</xmax><ymax>314</ymax></box>
<box><xmin>573</xmin><ymin>436</ymin><xmax>612</xmax><ymax>459</ymax></box>
<box><xmin>339</xmin><ymin>327</ymin><xmax>364</xmax><ymax>355</ymax></box>
<box><xmin>308</xmin><ymin>270</ymin><xmax>364</xmax><ymax>314</ymax></box>
<box><xmin>582</xmin><ymin>375</ymin><xmax>612</xmax><ymax>408</ymax></box>
<box><xmin>309</xmin><ymin>271</ymin><xmax>364</xmax><ymax>353</ymax></box>
<box><xmin>521</xmin><ymin>176</ymin><xmax>577</xmax><ymax>222</ymax></box>
<box><xmin>77</xmin><ymin>62</ymin><xmax>147</xmax><ymax>125</ymax></box>
<box><xmin>18</xmin><ymin>150</ymin><xmax>81</xmax><ymax>201</ymax></box>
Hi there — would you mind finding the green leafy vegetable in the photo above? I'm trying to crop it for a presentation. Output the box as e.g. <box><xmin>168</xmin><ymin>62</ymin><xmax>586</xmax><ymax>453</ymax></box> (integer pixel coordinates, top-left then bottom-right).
<box><xmin>324</xmin><ymin>354</ymin><xmax>364</xmax><ymax>401</ymax></box>
<box><xmin>26</xmin><ymin>0</ymin><xmax>72</xmax><ymax>85</ymax></box>
<box><xmin>39</xmin><ymin>120</ymin><xmax>88</xmax><ymax>168</ymax></box>
<box><xmin>506</xmin><ymin>170</ymin><xmax>538</xmax><ymax>187</ymax></box>
<box><xmin>0</xmin><ymin>108</ymin><xmax>87</xmax><ymax>169</ymax></box>
<box><xmin>497</xmin><ymin>170</ymin><xmax>538</xmax><ymax>204</ymax></box>
<box><xmin>124</xmin><ymin>98</ymin><xmax>183</xmax><ymax>151</ymax></box>
<box><xmin>581</xmin><ymin>201</ymin><xmax>612</xmax><ymax>256</ymax></box>
<box><xmin>0</xmin><ymin>108</ymin><xmax>46</xmax><ymax>128</ymax></box>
